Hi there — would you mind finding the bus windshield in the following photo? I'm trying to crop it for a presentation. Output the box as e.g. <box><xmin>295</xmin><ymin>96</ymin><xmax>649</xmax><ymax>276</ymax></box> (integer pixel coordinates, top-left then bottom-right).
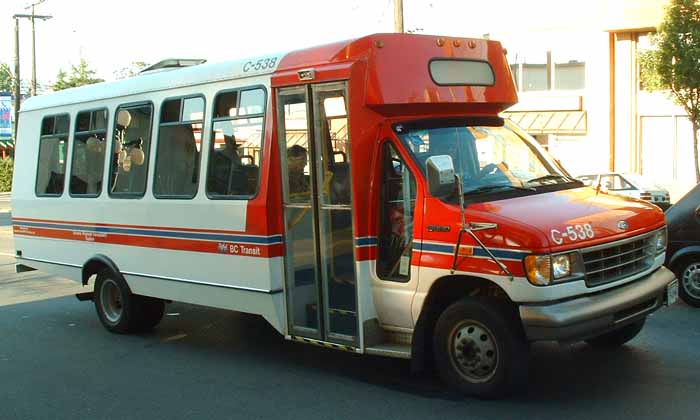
<box><xmin>394</xmin><ymin>119</ymin><xmax>579</xmax><ymax>196</ymax></box>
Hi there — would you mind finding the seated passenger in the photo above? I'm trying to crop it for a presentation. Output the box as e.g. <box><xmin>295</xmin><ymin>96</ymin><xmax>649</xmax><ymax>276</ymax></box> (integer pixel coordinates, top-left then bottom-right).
<box><xmin>287</xmin><ymin>145</ymin><xmax>309</xmax><ymax>197</ymax></box>
<box><xmin>208</xmin><ymin>134</ymin><xmax>243</xmax><ymax>195</ymax></box>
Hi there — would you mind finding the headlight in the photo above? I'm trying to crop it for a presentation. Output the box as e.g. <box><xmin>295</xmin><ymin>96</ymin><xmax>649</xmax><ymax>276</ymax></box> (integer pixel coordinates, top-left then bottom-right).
<box><xmin>654</xmin><ymin>228</ymin><xmax>667</xmax><ymax>255</ymax></box>
<box><xmin>524</xmin><ymin>252</ymin><xmax>582</xmax><ymax>286</ymax></box>
<box><xmin>551</xmin><ymin>254</ymin><xmax>571</xmax><ymax>279</ymax></box>
<box><xmin>524</xmin><ymin>255</ymin><xmax>551</xmax><ymax>286</ymax></box>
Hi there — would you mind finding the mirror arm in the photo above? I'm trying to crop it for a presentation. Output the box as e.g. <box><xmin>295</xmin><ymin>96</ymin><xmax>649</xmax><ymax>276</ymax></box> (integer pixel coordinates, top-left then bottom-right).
<box><xmin>450</xmin><ymin>174</ymin><xmax>514</xmax><ymax>281</ymax></box>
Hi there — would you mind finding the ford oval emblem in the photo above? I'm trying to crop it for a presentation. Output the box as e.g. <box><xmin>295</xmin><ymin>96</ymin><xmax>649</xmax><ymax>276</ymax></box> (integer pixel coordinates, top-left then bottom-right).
<box><xmin>617</xmin><ymin>221</ymin><xmax>629</xmax><ymax>231</ymax></box>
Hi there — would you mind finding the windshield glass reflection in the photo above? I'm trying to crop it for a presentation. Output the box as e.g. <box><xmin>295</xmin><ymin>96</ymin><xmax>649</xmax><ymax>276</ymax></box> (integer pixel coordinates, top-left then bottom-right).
<box><xmin>394</xmin><ymin>119</ymin><xmax>578</xmax><ymax>195</ymax></box>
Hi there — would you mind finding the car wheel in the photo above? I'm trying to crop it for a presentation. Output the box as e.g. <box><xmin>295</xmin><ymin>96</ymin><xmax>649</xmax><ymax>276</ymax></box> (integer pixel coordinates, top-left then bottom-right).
<box><xmin>585</xmin><ymin>319</ymin><xmax>645</xmax><ymax>347</ymax></box>
<box><xmin>94</xmin><ymin>269</ymin><xmax>165</xmax><ymax>333</ymax></box>
<box><xmin>675</xmin><ymin>259</ymin><xmax>700</xmax><ymax>307</ymax></box>
<box><xmin>433</xmin><ymin>298</ymin><xmax>529</xmax><ymax>399</ymax></box>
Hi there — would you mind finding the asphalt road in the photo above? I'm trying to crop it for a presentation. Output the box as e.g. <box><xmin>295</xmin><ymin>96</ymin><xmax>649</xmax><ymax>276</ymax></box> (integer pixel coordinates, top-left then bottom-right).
<box><xmin>1</xmin><ymin>216</ymin><xmax>699</xmax><ymax>420</ymax></box>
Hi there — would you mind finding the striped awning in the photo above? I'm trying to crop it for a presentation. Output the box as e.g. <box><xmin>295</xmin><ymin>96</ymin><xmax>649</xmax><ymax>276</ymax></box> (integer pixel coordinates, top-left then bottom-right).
<box><xmin>504</xmin><ymin>111</ymin><xmax>587</xmax><ymax>135</ymax></box>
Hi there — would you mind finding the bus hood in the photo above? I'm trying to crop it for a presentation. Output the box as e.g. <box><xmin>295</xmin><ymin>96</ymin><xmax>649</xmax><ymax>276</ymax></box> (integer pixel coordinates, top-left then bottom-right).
<box><xmin>467</xmin><ymin>187</ymin><xmax>665</xmax><ymax>253</ymax></box>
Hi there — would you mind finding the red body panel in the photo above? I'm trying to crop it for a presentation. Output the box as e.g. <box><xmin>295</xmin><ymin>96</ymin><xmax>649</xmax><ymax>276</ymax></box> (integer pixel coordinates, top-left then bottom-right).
<box><xmin>260</xmin><ymin>33</ymin><xmax>664</xmax><ymax>275</ymax></box>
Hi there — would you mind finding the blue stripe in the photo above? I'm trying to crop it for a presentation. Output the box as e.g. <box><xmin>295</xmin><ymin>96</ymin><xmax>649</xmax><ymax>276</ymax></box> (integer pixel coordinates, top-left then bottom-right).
<box><xmin>14</xmin><ymin>221</ymin><xmax>283</xmax><ymax>245</ymax></box>
<box><xmin>355</xmin><ymin>237</ymin><xmax>377</xmax><ymax>246</ymax></box>
<box><xmin>473</xmin><ymin>248</ymin><xmax>527</xmax><ymax>261</ymax></box>
<box><xmin>420</xmin><ymin>243</ymin><xmax>455</xmax><ymax>254</ymax></box>
<box><xmin>419</xmin><ymin>242</ymin><xmax>528</xmax><ymax>260</ymax></box>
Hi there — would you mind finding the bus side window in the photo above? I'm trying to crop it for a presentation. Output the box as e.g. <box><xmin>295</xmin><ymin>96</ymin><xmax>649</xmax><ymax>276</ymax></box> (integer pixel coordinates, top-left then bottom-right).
<box><xmin>206</xmin><ymin>88</ymin><xmax>266</xmax><ymax>198</ymax></box>
<box><xmin>70</xmin><ymin>109</ymin><xmax>108</xmax><ymax>197</ymax></box>
<box><xmin>36</xmin><ymin>114</ymin><xmax>70</xmax><ymax>196</ymax></box>
<box><xmin>377</xmin><ymin>142</ymin><xmax>417</xmax><ymax>282</ymax></box>
<box><xmin>109</xmin><ymin>103</ymin><xmax>154</xmax><ymax>197</ymax></box>
<box><xmin>154</xmin><ymin>96</ymin><xmax>204</xmax><ymax>198</ymax></box>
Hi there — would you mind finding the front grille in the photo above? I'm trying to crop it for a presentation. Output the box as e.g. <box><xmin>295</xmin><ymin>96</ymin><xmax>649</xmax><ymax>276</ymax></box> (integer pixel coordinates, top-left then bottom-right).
<box><xmin>581</xmin><ymin>232</ymin><xmax>656</xmax><ymax>287</ymax></box>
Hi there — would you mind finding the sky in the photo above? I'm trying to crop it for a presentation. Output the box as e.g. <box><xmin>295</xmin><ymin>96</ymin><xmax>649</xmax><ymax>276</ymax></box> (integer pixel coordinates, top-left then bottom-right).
<box><xmin>0</xmin><ymin>0</ymin><xmax>632</xmax><ymax>93</ymax></box>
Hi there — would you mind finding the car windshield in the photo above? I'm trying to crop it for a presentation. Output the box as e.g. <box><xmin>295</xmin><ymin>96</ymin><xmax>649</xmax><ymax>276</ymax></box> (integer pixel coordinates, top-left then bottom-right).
<box><xmin>622</xmin><ymin>173</ymin><xmax>664</xmax><ymax>191</ymax></box>
<box><xmin>394</xmin><ymin>118</ymin><xmax>578</xmax><ymax>196</ymax></box>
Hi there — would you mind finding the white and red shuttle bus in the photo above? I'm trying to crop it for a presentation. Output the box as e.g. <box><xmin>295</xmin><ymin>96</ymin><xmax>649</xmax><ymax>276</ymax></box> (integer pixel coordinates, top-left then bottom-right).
<box><xmin>12</xmin><ymin>34</ymin><xmax>678</xmax><ymax>397</ymax></box>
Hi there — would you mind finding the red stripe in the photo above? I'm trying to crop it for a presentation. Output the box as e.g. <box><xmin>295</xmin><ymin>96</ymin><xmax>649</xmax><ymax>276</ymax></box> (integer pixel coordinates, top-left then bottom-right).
<box><xmin>12</xmin><ymin>217</ymin><xmax>281</xmax><ymax>237</ymax></box>
<box><xmin>355</xmin><ymin>246</ymin><xmax>376</xmax><ymax>261</ymax></box>
<box><xmin>418</xmin><ymin>252</ymin><xmax>526</xmax><ymax>277</ymax></box>
<box><xmin>13</xmin><ymin>226</ymin><xmax>284</xmax><ymax>258</ymax></box>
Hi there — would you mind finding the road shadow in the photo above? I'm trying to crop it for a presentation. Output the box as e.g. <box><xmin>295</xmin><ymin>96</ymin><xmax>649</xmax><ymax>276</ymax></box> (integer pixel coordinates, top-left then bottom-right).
<box><xmin>141</xmin><ymin>302</ymin><xmax>697</xmax><ymax>406</ymax></box>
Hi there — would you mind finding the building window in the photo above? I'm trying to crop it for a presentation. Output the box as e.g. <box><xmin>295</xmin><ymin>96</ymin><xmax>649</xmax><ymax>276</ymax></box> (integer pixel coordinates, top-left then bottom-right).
<box><xmin>153</xmin><ymin>96</ymin><xmax>204</xmax><ymax>198</ymax></box>
<box><xmin>509</xmin><ymin>50</ymin><xmax>585</xmax><ymax>92</ymax></box>
<box><xmin>70</xmin><ymin>109</ymin><xmax>108</xmax><ymax>196</ymax></box>
<box><xmin>522</xmin><ymin>63</ymin><xmax>548</xmax><ymax>91</ymax></box>
<box><xmin>109</xmin><ymin>103</ymin><xmax>153</xmax><ymax>197</ymax></box>
<box><xmin>206</xmin><ymin>87</ymin><xmax>265</xmax><ymax>198</ymax></box>
<box><xmin>555</xmin><ymin>60</ymin><xmax>585</xmax><ymax>90</ymax></box>
<box><xmin>36</xmin><ymin>114</ymin><xmax>69</xmax><ymax>196</ymax></box>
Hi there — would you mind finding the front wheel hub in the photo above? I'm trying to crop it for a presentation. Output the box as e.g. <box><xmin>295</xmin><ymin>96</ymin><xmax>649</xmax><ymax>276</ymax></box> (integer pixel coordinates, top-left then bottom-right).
<box><xmin>450</xmin><ymin>320</ymin><xmax>499</xmax><ymax>383</ymax></box>
<box><xmin>683</xmin><ymin>263</ymin><xmax>700</xmax><ymax>299</ymax></box>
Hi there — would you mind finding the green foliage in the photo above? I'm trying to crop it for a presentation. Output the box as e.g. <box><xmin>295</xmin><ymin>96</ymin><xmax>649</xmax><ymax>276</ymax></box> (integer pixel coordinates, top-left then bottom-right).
<box><xmin>640</xmin><ymin>0</ymin><xmax>700</xmax><ymax>182</ymax></box>
<box><xmin>640</xmin><ymin>0</ymin><xmax>700</xmax><ymax>116</ymax></box>
<box><xmin>0</xmin><ymin>158</ymin><xmax>14</xmax><ymax>192</ymax></box>
<box><xmin>51</xmin><ymin>59</ymin><xmax>104</xmax><ymax>91</ymax></box>
<box><xmin>113</xmin><ymin>61</ymin><xmax>150</xmax><ymax>80</ymax></box>
<box><xmin>0</xmin><ymin>63</ymin><xmax>13</xmax><ymax>93</ymax></box>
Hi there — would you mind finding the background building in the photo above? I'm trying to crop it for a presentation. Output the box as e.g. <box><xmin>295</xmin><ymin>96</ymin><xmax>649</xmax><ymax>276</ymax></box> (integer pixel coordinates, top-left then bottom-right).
<box><xmin>483</xmin><ymin>0</ymin><xmax>692</xmax><ymax>200</ymax></box>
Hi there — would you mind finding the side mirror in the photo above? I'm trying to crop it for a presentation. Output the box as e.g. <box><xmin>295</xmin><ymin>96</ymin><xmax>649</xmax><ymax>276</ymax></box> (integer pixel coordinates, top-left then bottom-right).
<box><xmin>426</xmin><ymin>155</ymin><xmax>456</xmax><ymax>199</ymax></box>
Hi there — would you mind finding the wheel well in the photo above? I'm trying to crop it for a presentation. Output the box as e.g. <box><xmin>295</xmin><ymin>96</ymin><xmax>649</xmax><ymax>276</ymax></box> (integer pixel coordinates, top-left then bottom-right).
<box><xmin>81</xmin><ymin>255</ymin><xmax>120</xmax><ymax>286</ymax></box>
<box><xmin>411</xmin><ymin>275</ymin><xmax>515</xmax><ymax>373</ymax></box>
<box><xmin>669</xmin><ymin>251</ymin><xmax>700</xmax><ymax>275</ymax></box>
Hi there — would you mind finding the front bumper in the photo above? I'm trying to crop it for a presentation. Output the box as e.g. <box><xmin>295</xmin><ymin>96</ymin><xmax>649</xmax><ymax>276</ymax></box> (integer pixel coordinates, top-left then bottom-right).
<box><xmin>519</xmin><ymin>266</ymin><xmax>676</xmax><ymax>342</ymax></box>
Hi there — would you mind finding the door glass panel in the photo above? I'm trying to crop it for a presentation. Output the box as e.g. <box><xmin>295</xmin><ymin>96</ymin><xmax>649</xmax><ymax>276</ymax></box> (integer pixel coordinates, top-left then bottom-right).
<box><xmin>312</xmin><ymin>85</ymin><xmax>357</xmax><ymax>341</ymax></box>
<box><xmin>377</xmin><ymin>143</ymin><xmax>417</xmax><ymax>282</ymax></box>
<box><xmin>315</xmin><ymin>91</ymin><xmax>350</xmax><ymax>206</ymax></box>
<box><xmin>278</xmin><ymin>89</ymin><xmax>320</xmax><ymax>335</ymax></box>
<box><xmin>279</xmin><ymin>84</ymin><xmax>357</xmax><ymax>344</ymax></box>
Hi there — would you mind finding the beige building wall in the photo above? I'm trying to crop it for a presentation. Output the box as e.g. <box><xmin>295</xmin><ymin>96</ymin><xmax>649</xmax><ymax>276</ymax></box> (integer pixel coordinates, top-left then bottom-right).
<box><xmin>477</xmin><ymin>0</ymin><xmax>696</xmax><ymax>199</ymax></box>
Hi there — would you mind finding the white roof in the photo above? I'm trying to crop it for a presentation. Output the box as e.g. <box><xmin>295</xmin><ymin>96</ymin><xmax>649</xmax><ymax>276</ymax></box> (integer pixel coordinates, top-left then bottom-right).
<box><xmin>21</xmin><ymin>52</ymin><xmax>287</xmax><ymax>113</ymax></box>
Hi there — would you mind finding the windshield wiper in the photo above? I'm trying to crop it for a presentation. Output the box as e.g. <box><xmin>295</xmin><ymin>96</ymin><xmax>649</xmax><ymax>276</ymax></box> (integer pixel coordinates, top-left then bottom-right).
<box><xmin>464</xmin><ymin>184</ymin><xmax>536</xmax><ymax>195</ymax></box>
<box><xmin>526</xmin><ymin>174</ymin><xmax>581</xmax><ymax>186</ymax></box>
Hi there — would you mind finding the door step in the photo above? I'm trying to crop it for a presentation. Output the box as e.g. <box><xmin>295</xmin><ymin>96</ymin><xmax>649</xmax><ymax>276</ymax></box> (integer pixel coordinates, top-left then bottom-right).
<box><xmin>365</xmin><ymin>343</ymin><xmax>411</xmax><ymax>359</ymax></box>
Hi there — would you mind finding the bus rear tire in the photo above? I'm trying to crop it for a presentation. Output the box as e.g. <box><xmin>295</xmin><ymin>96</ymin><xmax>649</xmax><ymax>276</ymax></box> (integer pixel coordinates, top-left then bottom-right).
<box><xmin>433</xmin><ymin>298</ymin><xmax>529</xmax><ymax>399</ymax></box>
<box><xmin>94</xmin><ymin>269</ymin><xmax>164</xmax><ymax>333</ymax></box>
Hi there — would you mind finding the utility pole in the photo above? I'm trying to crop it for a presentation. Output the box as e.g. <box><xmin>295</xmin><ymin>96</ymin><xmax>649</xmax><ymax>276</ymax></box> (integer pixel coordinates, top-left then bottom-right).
<box><xmin>13</xmin><ymin>17</ymin><xmax>20</xmax><ymax>140</ymax></box>
<box><xmin>394</xmin><ymin>0</ymin><xmax>404</xmax><ymax>33</ymax></box>
<box><xmin>12</xmin><ymin>4</ymin><xmax>52</xmax><ymax>141</ymax></box>
<box><xmin>21</xmin><ymin>0</ymin><xmax>52</xmax><ymax>97</ymax></box>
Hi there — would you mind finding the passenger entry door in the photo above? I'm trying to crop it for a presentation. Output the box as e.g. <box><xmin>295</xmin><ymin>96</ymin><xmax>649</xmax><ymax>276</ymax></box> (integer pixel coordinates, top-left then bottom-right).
<box><xmin>277</xmin><ymin>83</ymin><xmax>358</xmax><ymax>345</ymax></box>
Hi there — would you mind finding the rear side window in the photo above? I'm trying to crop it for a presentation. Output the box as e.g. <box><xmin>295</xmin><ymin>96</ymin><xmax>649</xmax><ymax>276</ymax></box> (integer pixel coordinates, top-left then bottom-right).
<box><xmin>70</xmin><ymin>109</ymin><xmax>108</xmax><ymax>196</ymax></box>
<box><xmin>154</xmin><ymin>96</ymin><xmax>204</xmax><ymax>198</ymax></box>
<box><xmin>109</xmin><ymin>103</ymin><xmax>154</xmax><ymax>197</ymax></box>
<box><xmin>36</xmin><ymin>114</ymin><xmax>70</xmax><ymax>196</ymax></box>
<box><xmin>206</xmin><ymin>87</ymin><xmax>266</xmax><ymax>198</ymax></box>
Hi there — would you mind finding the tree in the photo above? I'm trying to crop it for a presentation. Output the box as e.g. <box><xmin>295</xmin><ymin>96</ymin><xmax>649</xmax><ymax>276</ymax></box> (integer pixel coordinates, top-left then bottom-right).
<box><xmin>51</xmin><ymin>59</ymin><xmax>104</xmax><ymax>91</ymax></box>
<box><xmin>640</xmin><ymin>0</ymin><xmax>700</xmax><ymax>183</ymax></box>
<box><xmin>0</xmin><ymin>63</ymin><xmax>13</xmax><ymax>93</ymax></box>
<box><xmin>113</xmin><ymin>61</ymin><xmax>150</xmax><ymax>80</ymax></box>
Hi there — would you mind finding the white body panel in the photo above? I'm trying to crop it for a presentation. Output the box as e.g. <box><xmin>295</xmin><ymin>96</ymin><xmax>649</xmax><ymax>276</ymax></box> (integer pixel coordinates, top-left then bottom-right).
<box><xmin>13</xmin><ymin>57</ymin><xmax>290</xmax><ymax>334</ymax></box>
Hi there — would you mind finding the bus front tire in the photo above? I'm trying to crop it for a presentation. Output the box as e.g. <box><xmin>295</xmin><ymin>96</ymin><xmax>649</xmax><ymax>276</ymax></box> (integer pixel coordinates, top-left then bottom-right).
<box><xmin>94</xmin><ymin>269</ymin><xmax>164</xmax><ymax>334</ymax></box>
<box><xmin>433</xmin><ymin>298</ymin><xmax>529</xmax><ymax>399</ymax></box>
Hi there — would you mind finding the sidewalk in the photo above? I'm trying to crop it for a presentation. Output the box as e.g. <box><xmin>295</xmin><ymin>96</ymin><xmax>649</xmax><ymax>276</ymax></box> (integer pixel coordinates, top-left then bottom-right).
<box><xmin>0</xmin><ymin>191</ymin><xmax>11</xmax><ymax>213</ymax></box>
